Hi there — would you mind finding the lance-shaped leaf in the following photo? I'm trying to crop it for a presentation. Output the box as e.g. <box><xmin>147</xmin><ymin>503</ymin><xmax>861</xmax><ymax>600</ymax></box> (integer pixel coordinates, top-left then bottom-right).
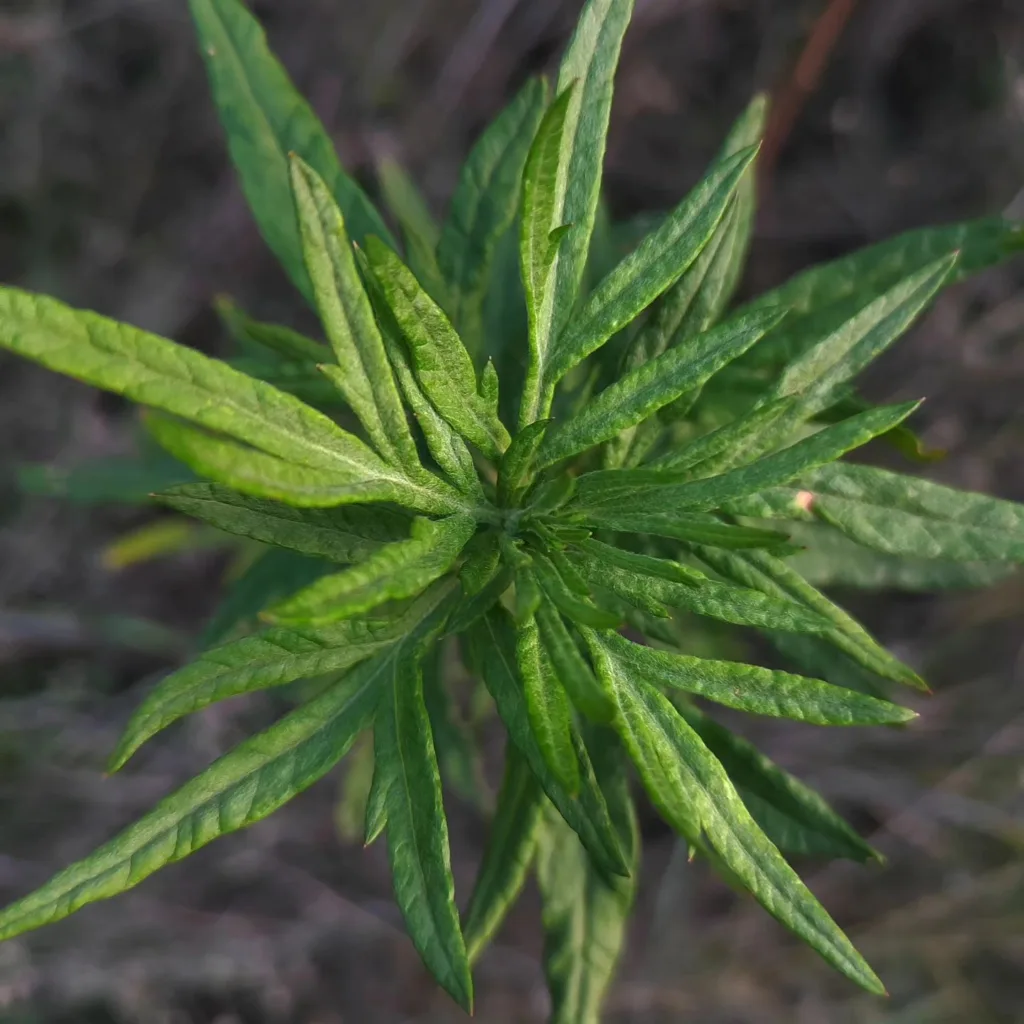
<box><xmin>0</xmin><ymin>289</ymin><xmax>465</xmax><ymax>512</ymax></box>
<box><xmin>576</xmin><ymin>538</ymin><xmax>703</xmax><ymax>586</ymax></box>
<box><xmin>371</xmin><ymin>297</ymin><xmax>482</xmax><ymax>497</ymax></box>
<box><xmin>377</xmin><ymin>157</ymin><xmax>448</xmax><ymax>307</ymax></box>
<box><xmin>647</xmin><ymin>397</ymin><xmax>796</xmax><ymax>474</ymax></box>
<box><xmin>363</xmin><ymin>740</ymin><xmax>392</xmax><ymax>846</ymax></box>
<box><xmin>533</xmin><ymin>553</ymin><xmax>621</xmax><ymax>630</ymax></box>
<box><xmin>571</xmin><ymin>509</ymin><xmax>791</xmax><ymax>550</ymax></box>
<box><xmin>290</xmin><ymin>156</ymin><xmax>419</xmax><ymax>471</ymax></box>
<box><xmin>734</xmin><ymin>462</ymin><xmax>1024</xmax><ymax>564</ymax></box>
<box><xmin>376</xmin><ymin>658</ymin><xmax>473</xmax><ymax>1011</ymax></box>
<box><xmin>520</xmin><ymin>0</ymin><xmax>635</xmax><ymax>425</ymax></box>
<box><xmin>545</xmin><ymin>146</ymin><xmax>759</xmax><ymax>397</ymax></box>
<box><xmin>0</xmin><ymin>637</ymin><xmax>412</xmax><ymax>943</ymax></box>
<box><xmin>536</xmin><ymin>601</ymin><xmax>615</xmax><ymax>723</ymax></box>
<box><xmin>574</xmin><ymin>401</ymin><xmax>920</xmax><ymax>512</ymax></box>
<box><xmin>519</xmin><ymin>87</ymin><xmax>576</xmax><ymax>427</ymax></box>
<box><xmin>569</xmin><ymin>546</ymin><xmax>829</xmax><ymax>634</ymax></box>
<box><xmin>363</xmin><ymin>237</ymin><xmax>510</xmax><ymax>458</ymax></box>
<box><xmin>590</xmin><ymin>630</ymin><xmax>915</xmax><ymax>726</ymax></box>
<box><xmin>267</xmin><ymin>514</ymin><xmax>475</xmax><ymax>626</ymax></box>
<box><xmin>537</xmin><ymin>307</ymin><xmax>784</xmax><ymax>468</ymax></box>
<box><xmin>466</xmin><ymin>610</ymin><xmax>629</xmax><ymax>877</ymax></box>
<box><xmin>463</xmin><ymin>745</ymin><xmax>544</xmax><ymax>963</ymax></box>
<box><xmin>758</xmin><ymin>256</ymin><xmax>956</xmax><ymax>434</ymax></box>
<box><xmin>438</xmin><ymin>77</ymin><xmax>548</xmax><ymax>352</ymax></box>
<box><xmin>517</xmin><ymin>614</ymin><xmax>581</xmax><ymax>795</ymax></box>
<box><xmin>215</xmin><ymin>296</ymin><xmax>332</xmax><ymax>363</ymax></box>
<box><xmin>144</xmin><ymin>413</ymin><xmax>453</xmax><ymax>514</ymax></box>
<box><xmin>188</xmin><ymin>0</ymin><xmax>391</xmax><ymax>303</ymax></box>
<box><xmin>738</xmin><ymin>217</ymin><xmax>1023</xmax><ymax>372</ymax></box>
<box><xmin>156</xmin><ymin>483</ymin><xmax>408</xmax><ymax>562</ymax></box>
<box><xmin>110</xmin><ymin>583</ymin><xmax>454</xmax><ymax>771</ymax></box>
<box><xmin>587</xmin><ymin>638</ymin><xmax>885</xmax><ymax>994</ymax></box>
<box><xmin>498</xmin><ymin>420</ymin><xmax>551</xmax><ymax>506</ymax></box>
<box><xmin>537</xmin><ymin>730</ymin><xmax>638</xmax><ymax>1024</ymax></box>
<box><xmin>696</xmin><ymin>545</ymin><xmax>925</xmax><ymax>690</ymax></box>
<box><xmin>676</xmin><ymin>703</ymin><xmax>879</xmax><ymax>862</ymax></box>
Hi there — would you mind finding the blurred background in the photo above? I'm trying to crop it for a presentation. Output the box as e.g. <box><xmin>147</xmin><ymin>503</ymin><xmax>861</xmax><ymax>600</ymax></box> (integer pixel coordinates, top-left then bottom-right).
<box><xmin>1</xmin><ymin>0</ymin><xmax>1024</xmax><ymax>1020</ymax></box>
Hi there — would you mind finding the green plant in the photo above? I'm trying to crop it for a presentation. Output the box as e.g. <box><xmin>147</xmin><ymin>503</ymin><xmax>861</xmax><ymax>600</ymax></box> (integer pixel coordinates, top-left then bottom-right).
<box><xmin>1</xmin><ymin>0</ymin><xmax>1023</xmax><ymax>1015</ymax></box>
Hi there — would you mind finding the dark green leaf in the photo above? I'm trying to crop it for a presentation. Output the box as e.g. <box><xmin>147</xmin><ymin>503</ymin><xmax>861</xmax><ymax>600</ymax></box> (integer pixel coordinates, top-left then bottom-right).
<box><xmin>536</xmin><ymin>601</ymin><xmax>615</xmax><ymax>723</ymax></box>
<box><xmin>572</xmin><ymin>509</ymin><xmax>791</xmax><ymax>550</ymax></box>
<box><xmin>188</xmin><ymin>0</ymin><xmax>392</xmax><ymax>302</ymax></box>
<box><xmin>215</xmin><ymin>296</ymin><xmax>331</xmax><ymax>363</ymax></box>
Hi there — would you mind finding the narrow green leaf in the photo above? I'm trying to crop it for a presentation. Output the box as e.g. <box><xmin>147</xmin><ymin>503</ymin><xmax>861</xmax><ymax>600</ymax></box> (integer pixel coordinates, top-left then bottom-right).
<box><xmin>0</xmin><ymin>288</ymin><xmax>465</xmax><ymax>512</ymax></box>
<box><xmin>738</xmin><ymin>218</ymin><xmax>1023</xmax><ymax>372</ymax></box>
<box><xmin>0</xmin><ymin>641</ymin><xmax>406</xmax><ymax>942</ymax></box>
<box><xmin>498</xmin><ymin>420</ymin><xmax>551</xmax><ymax>505</ymax></box>
<box><xmin>363</xmin><ymin>237</ymin><xmax>511</xmax><ymax>458</ymax></box>
<box><xmin>572</xmin><ymin>509</ymin><xmax>791</xmax><ymax>550</ymax></box>
<box><xmin>110</xmin><ymin>583</ymin><xmax>454</xmax><ymax>771</ymax></box>
<box><xmin>570</xmin><ymin>546</ymin><xmax>830</xmax><ymax>633</ymax></box>
<box><xmin>588</xmin><ymin>639</ymin><xmax>885</xmax><ymax>994</ymax></box>
<box><xmin>520</xmin><ymin>0</ymin><xmax>636</xmax><ymax>425</ymax></box>
<box><xmin>268</xmin><ymin>514</ymin><xmax>475</xmax><ymax>626</ymax></box>
<box><xmin>647</xmin><ymin>397</ymin><xmax>796</xmax><ymax>474</ymax></box>
<box><xmin>459</xmin><ymin>530</ymin><xmax>502</xmax><ymax>597</ymax></box>
<box><xmin>537</xmin><ymin>306</ymin><xmax>785</xmax><ymax>468</ymax></box>
<box><xmin>156</xmin><ymin>483</ymin><xmax>408</xmax><ymax>562</ymax></box>
<box><xmin>575</xmin><ymin>401</ymin><xmax>920</xmax><ymax>512</ymax></box>
<box><xmin>577</xmin><ymin>537</ymin><xmax>703</xmax><ymax>586</ymax></box>
<box><xmin>532</xmin><ymin>554</ymin><xmax>621</xmax><ymax>630</ymax></box>
<box><xmin>517</xmin><ymin>615</ymin><xmax>581</xmax><ymax>795</ymax></box>
<box><xmin>546</xmin><ymin>145</ymin><xmax>759</xmax><ymax>396</ymax></box>
<box><xmin>537</xmin><ymin>731</ymin><xmax>638</xmax><ymax>1024</ymax></box>
<box><xmin>377</xmin><ymin>658</ymin><xmax>473</xmax><ymax>1011</ymax></box>
<box><xmin>466</xmin><ymin>609</ymin><xmax>629</xmax><ymax>877</ymax></box>
<box><xmin>376</xmin><ymin>157</ymin><xmax>448</xmax><ymax>307</ymax></box>
<box><xmin>438</xmin><ymin>77</ymin><xmax>548</xmax><ymax>353</ymax></box>
<box><xmin>591</xmin><ymin>630</ymin><xmax>915</xmax><ymax>726</ymax></box>
<box><xmin>290</xmin><ymin>156</ymin><xmax>420</xmax><ymax>471</ymax></box>
<box><xmin>363</xmin><ymin>738</ymin><xmax>392</xmax><ymax>846</ymax></box>
<box><xmin>215</xmin><ymin>296</ymin><xmax>332</xmax><ymax>362</ymax></box>
<box><xmin>463</xmin><ymin>744</ymin><xmax>544</xmax><ymax>963</ymax></box>
<box><xmin>188</xmin><ymin>0</ymin><xmax>391</xmax><ymax>302</ymax></box>
<box><xmin>761</xmin><ymin>256</ymin><xmax>957</xmax><ymax>425</ymax></box>
<box><xmin>695</xmin><ymin>545</ymin><xmax>926</xmax><ymax>690</ymax></box>
<box><xmin>536</xmin><ymin>601</ymin><xmax>615</xmax><ymax>723</ymax></box>
<box><xmin>677</xmin><ymin>702</ymin><xmax>879</xmax><ymax>863</ymax></box>
<box><xmin>736</xmin><ymin>462</ymin><xmax>1024</xmax><ymax>564</ymax></box>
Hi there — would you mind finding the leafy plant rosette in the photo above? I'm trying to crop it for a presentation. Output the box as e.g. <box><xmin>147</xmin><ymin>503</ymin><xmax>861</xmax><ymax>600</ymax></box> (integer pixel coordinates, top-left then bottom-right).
<box><xmin>2</xmin><ymin>0</ymin><xmax>1023</xmax><ymax>1014</ymax></box>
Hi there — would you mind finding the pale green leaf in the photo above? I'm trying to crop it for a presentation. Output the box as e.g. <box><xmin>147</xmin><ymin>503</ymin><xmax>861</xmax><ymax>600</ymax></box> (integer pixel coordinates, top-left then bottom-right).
<box><xmin>537</xmin><ymin>306</ymin><xmax>784</xmax><ymax>468</ymax></box>
<box><xmin>466</xmin><ymin>609</ymin><xmax>629</xmax><ymax>877</ymax></box>
<box><xmin>268</xmin><ymin>514</ymin><xmax>476</xmax><ymax>626</ymax></box>
<box><xmin>591</xmin><ymin>629</ymin><xmax>915</xmax><ymax>726</ymax></box>
<box><xmin>695</xmin><ymin>546</ymin><xmax>926</xmax><ymax>690</ymax></box>
<box><xmin>677</xmin><ymin>702</ymin><xmax>879</xmax><ymax>863</ymax></box>
<box><xmin>546</xmin><ymin>145</ymin><xmax>759</xmax><ymax>397</ymax></box>
<box><xmin>517</xmin><ymin>614</ymin><xmax>581</xmax><ymax>795</ymax></box>
<box><xmin>464</xmin><ymin>744</ymin><xmax>544</xmax><ymax>964</ymax></box>
<box><xmin>587</xmin><ymin>638</ymin><xmax>885</xmax><ymax>994</ymax></box>
<box><xmin>438</xmin><ymin>77</ymin><xmax>548</xmax><ymax>353</ymax></box>
<box><xmin>363</xmin><ymin>237</ymin><xmax>511</xmax><ymax>458</ymax></box>
<box><xmin>377</xmin><ymin>658</ymin><xmax>473</xmax><ymax>1010</ymax></box>
<box><xmin>537</xmin><ymin>730</ymin><xmax>638</xmax><ymax>1024</ymax></box>
<box><xmin>188</xmin><ymin>0</ymin><xmax>392</xmax><ymax>302</ymax></box>
<box><xmin>156</xmin><ymin>483</ymin><xmax>408</xmax><ymax>561</ymax></box>
<box><xmin>569</xmin><ymin>544</ymin><xmax>830</xmax><ymax>633</ymax></box>
<box><xmin>289</xmin><ymin>156</ymin><xmax>420</xmax><ymax>471</ymax></box>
